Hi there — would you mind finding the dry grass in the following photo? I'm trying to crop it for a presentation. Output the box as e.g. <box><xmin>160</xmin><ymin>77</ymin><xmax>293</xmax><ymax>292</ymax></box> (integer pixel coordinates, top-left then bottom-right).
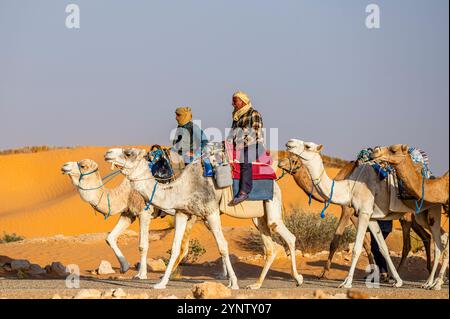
<box><xmin>0</xmin><ymin>232</ymin><xmax>24</xmax><ymax>244</ymax></box>
<box><xmin>240</xmin><ymin>209</ymin><xmax>356</xmax><ymax>254</ymax></box>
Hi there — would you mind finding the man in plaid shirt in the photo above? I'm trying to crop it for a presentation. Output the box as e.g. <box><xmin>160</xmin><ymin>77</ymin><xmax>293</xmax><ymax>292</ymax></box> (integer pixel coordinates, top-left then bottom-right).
<box><xmin>227</xmin><ymin>91</ymin><xmax>266</xmax><ymax>205</ymax></box>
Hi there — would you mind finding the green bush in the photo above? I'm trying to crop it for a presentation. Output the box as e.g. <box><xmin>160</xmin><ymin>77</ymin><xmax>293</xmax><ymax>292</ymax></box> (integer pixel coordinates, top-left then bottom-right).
<box><xmin>0</xmin><ymin>232</ymin><xmax>24</xmax><ymax>244</ymax></box>
<box><xmin>166</xmin><ymin>238</ymin><xmax>206</xmax><ymax>264</ymax></box>
<box><xmin>241</xmin><ymin>209</ymin><xmax>356</xmax><ymax>254</ymax></box>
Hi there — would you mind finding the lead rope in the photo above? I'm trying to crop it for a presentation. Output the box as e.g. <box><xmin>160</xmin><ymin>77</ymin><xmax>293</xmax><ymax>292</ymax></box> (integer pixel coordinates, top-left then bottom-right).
<box><xmin>144</xmin><ymin>181</ymin><xmax>159</xmax><ymax>211</ymax></box>
<box><xmin>415</xmin><ymin>168</ymin><xmax>426</xmax><ymax>214</ymax></box>
<box><xmin>320</xmin><ymin>180</ymin><xmax>335</xmax><ymax>219</ymax></box>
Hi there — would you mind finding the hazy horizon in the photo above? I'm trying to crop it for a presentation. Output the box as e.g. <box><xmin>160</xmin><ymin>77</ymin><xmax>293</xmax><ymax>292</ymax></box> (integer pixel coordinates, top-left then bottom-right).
<box><xmin>1</xmin><ymin>0</ymin><xmax>448</xmax><ymax>174</ymax></box>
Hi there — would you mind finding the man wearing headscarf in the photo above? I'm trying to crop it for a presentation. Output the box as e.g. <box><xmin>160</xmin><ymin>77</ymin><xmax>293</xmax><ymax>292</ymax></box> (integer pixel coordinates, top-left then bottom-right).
<box><xmin>172</xmin><ymin>107</ymin><xmax>208</xmax><ymax>165</ymax></box>
<box><xmin>227</xmin><ymin>91</ymin><xmax>265</xmax><ymax>205</ymax></box>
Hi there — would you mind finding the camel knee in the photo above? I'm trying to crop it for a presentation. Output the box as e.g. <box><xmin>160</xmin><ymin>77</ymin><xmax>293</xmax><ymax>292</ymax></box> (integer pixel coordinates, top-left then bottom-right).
<box><xmin>106</xmin><ymin>235</ymin><xmax>115</xmax><ymax>246</ymax></box>
<box><xmin>139</xmin><ymin>245</ymin><xmax>148</xmax><ymax>253</ymax></box>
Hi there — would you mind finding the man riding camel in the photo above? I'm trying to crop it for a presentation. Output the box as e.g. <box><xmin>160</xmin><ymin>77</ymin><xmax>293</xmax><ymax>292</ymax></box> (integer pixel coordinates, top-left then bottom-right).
<box><xmin>171</xmin><ymin>106</ymin><xmax>208</xmax><ymax>166</ymax></box>
<box><xmin>227</xmin><ymin>91</ymin><xmax>266</xmax><ymax>205</ymax></box>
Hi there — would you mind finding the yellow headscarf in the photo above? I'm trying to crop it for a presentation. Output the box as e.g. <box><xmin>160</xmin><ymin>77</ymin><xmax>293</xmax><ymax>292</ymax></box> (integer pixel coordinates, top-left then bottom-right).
<box><xmin>175</xmin><ymin>107</ymin><xmax>192</xmax><ymax>126</ymax></box>
<box><xmin>232</xmin><ymin>91</ymin><xmax>253</xmax><ymax>121</ymax></box>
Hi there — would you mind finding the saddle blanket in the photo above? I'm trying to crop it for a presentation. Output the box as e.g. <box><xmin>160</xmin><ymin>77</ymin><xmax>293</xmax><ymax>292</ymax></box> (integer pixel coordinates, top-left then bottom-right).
<box><xmin>388</xmin><ymin>173</ymin><xmax>415</xmax><ymax>214</ymax></box>
<box><xmin>219</xmin><ymin>185</ymin><xmax>265</xmax><ymax>219</ymax></box>
<box><xmin>232</xmin><ymin>179</ymin><xmax>274</xmax><ymax>201</ymax></box>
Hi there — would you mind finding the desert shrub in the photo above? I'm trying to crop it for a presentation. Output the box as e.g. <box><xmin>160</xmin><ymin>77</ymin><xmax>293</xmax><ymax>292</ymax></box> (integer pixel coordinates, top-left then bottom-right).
<box><xmin>166</xmin><ymin>238</ymin><xmax>206</xmax><ymax>264</ymax></box>
<box><xmin>0</xmin><ymin>232</ymin><xmax>24</xmax><ymax>244</ymax></box>
<box><xmin>241</xmin><ymin>209</ymin><xmax>356</xmax><ymax>254</ymax></box>
<box><xmin>0</xmin><ymin>145</ymin><xmax>73</xmax><ymax>155</ymax></box>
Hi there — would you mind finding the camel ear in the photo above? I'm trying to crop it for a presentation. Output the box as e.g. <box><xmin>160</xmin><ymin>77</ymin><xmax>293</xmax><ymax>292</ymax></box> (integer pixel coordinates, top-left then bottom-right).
<box><xmin>402</xmin><ymin>144</ymin><xmax>409</xmax><ymax>153</ymax></box>
<box><xmin>316</xmin><ymin>144</ymin><xmax>324</xmax><ymax>152</ymax></box>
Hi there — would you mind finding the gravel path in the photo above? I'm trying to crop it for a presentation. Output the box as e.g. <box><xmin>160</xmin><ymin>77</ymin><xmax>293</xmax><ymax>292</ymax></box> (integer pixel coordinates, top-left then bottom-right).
<box><xmin>0</xmin><ymin>277</ymin><xmax>447</xmax><ymax>299</ymax></box>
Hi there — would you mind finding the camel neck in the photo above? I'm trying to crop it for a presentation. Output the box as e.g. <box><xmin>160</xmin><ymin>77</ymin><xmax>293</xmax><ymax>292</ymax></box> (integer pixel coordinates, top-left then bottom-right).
<box><xmin>303</xmin><ymin>154</ymin><xmax>351</xmax><ymax>206</ymax></box>
<box><xmin>293</xmin><ymin>167</ymin><xmax>324</xmax><ymax>203</ymax></box>
<box><xmin>396</xmin><ymin>156</ymin><xmax>449</xmax><ymax>204</ymax></box>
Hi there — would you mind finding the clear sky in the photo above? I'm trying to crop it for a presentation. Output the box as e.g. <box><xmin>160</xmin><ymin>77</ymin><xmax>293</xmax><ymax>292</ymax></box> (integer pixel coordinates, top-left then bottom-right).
<box><xmin>0</xmin><ymin>0</ymin><xmax>448</xmax><ymax>174</ymax></box>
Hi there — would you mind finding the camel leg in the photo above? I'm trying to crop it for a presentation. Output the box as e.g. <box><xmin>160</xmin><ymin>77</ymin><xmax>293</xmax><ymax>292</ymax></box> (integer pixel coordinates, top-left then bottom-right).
<box><xmin>264</xmin><ymin>196</ymin><xmax>303</xmax><ymax>287</ymax></box>
<box><xmin>106</xmin><ymin>215</ymin><xmax>134</xmax><ymax>273</ymax></box>
<box><xmin>199</xmin><ymin>216</ymin><xmax>228</xmax><ymax>279</ymax></box>
<box><xmin>320</xmin><ymin>206</ymin><xmax>352</xmax><ymax>279</ymax></box>
<box><xmin>246</xmin><ymin>217</ymin><xmax>277</xmax><ymax>290</ymax></box>
<box><xmin>153</xmin><ymin>212</ymin><xmax>189</xmax><ymax>289</ymax></box>
<box><xmin>410</xmin><ymin>215</ymin><xmax>432</xmax><ymax>273</ymax></box>
<box><xmin>353</xmin><ymin>215</ymin><xmax>376</xmax><ymax>266</ymax></box>
<box><xmin>397</xmin><ymin>218</ymin><xmax>411</xmax><ymax>273</ymax></box>
<box><xmin>432</xmin><ymin>234</ymin><xmax>449</xmax><ymax>290</ymax></box>
<box><xmin>420</xmin><ymin>206</ymin><xmax>444</xmax><ymax>289</ymax></box>
<box><xmin>321</xmin><ymin>207</ymin><xmax>374</xmax><ymax>280</ymax></box>
<box><xmin>339</xmin><ymin>211</ymin><xmax>370</xmax><ymax>289</ymax></box>
<box><xmin>272</xmin><ymin>221</ymin><xmax>304</xmax><ymax>287</ymax></box>
<box><xmin>368</xmin><ymin>220</ymin><xmax>403</xmax><ymax>287</ymax></box>
<box><xmin>171</xmin><ymin>215</ymin><xmax>197</xmax><ymax>272</ymax></box>
<box><xmin>205</xmin><ymin>212</ymin><xmax>239</xmax><ymax>289</ymax></box>
<box><xmin>134</xmin><ymin>211</ymin><xmax>151</xmax><ymax>279</ymax></box>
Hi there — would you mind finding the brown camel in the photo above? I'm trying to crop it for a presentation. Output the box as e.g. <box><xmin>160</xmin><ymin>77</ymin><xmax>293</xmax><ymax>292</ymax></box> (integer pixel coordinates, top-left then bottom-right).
<box><xmin>372</xmin><ymin>144</ymin><xmax>449</xmax><ymax>211</ymax></box>
<box><xmin>278</xmin><ymin>153</ymin><xmax>432</xmax><ymax>278</ymax></box>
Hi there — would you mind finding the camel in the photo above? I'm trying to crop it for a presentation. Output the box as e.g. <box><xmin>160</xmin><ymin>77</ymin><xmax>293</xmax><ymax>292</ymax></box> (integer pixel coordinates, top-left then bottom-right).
<box><xmin>372</xmin><ymin>144</ymin><xmax>449</xmax><ymax>289</ymax></box>
<box><xmin>61</xmin><ymin>159</ymin><xmax>196</xmax><ymax>280</ymax></box>
<box><xmin>285</xmin><ymin>139</ymin><xmax>446</xmax><ymax>289</ymax></box>
<box><xmin>104</xmin><ymin>147</ymin><xmax>304</xmax><ymax>290</ymax></box>
<box><xmin>278</xmin><ymin>155</ymin><xmax>432</xmax><ymax>278</ymax></box>
<box><xmin>372</xmin><ymin>144</ymin><xmax>449</xmax><ymax>210</ymax></box>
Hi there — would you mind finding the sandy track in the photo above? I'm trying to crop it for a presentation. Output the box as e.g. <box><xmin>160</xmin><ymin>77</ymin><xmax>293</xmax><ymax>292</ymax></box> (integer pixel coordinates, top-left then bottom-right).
<box><xmin>0</xmin><ymin>277</ymin><xmax>447</xmax><ymax>299</ymax></box>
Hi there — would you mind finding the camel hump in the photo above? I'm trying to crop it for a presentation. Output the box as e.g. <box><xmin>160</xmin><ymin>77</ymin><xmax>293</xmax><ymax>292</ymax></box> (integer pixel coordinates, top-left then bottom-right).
<box><xmin>335</xmin><ymin>161</ymin><xmax>357</xmax><ymax>181</ymax></box>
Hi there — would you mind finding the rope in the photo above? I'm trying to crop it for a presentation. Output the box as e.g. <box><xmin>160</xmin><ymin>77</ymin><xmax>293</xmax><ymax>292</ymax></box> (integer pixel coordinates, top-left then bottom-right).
<box><xmin>308</xmin><ymin>179</ymin><xmax>314</xmax><ymax>206</ymax></box>
<box><xmin>144</xmin><ymin>181</ymin><xmax>159</xmax><ymax>211</ymax></box>
<box><xmin>320</xmin><ymin>180</ymin><xmax>335</xmax><ymax>219</ymax></box>
<box><xmin>276</xmin><ymin>169</ymin><xmax>286</xmax><ymax>181</ymax></box>
<box><xmin>104</xmin><ymin>193</ymin><xmax>111</xmax><ymax>220</ymax></box>
<box><xmin>415</xmin><ymin>168</ymin><xmax>426</xmax><ymax>214</ymax></box>
<box><xmin>76</xmin><ymin>170</ymin><xmax>121</xmax><ymax>191</ymax></box>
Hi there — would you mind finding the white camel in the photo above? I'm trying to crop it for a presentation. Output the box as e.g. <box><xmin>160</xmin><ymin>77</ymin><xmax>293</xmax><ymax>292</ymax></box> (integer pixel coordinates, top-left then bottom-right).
<box><xmin>285</xmin><ymin>139</ymin><xmax>446</xmax><ymax>290</ymax></box>
<box><xmin>61</xmin><ymin>159</ymin><xmax>196</xmax><ymax>279</ymax></box>
<box><xmin>104</xmin><ymin>147</ymin><xmax>303</xmax><ymax>290</ymax></box>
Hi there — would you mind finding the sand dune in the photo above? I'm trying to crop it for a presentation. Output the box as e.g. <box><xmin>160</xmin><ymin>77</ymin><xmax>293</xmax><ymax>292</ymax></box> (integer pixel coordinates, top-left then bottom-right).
<box><xmin>0</xmin><ymin>146</ymin><xmax>344</xmax><ymax>238</ymax></box>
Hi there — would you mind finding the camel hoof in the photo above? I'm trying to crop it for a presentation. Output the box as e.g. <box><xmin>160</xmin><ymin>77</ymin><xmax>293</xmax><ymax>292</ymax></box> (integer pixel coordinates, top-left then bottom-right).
<box><xmin>318</xmin><ymin>271</ymin><xmax>330</xmax><ymax>280</ymax></box>
<box><xmin>120</xmin><ymin>263</ymin><xmax>130</xmax><ymax>274</ymax></box>
<box><xmin>133</xmin><ymin>274</ymin><xmax>147</xmax><ymax>280</ymax></box>
<box><xmin>295</xmin><ymin>275</ymin><xmax>304</xmax><ymax>286</ymax></box>
<box><xmin>393</xmin><ymin>280</ymin><xmax>403</xmax><ymax>288</ymax></box>
<box><xmin>421</xmin><ymin>281</ymin><xmax>433</xmax><ymax>289</ymax></box>
<box><xmin>246</xmin><ymin>284</ymin><xmax>261</xmax><ymax>290</ymax></box>
<box><xmin>431</xmin><ymin>283</ymin><xmax>442</xmax><ymax>291</ymax></box>
<box><xmin>339</xmin><ymin>278</ymin><xmax>352</xmax><ymax>289</ymax></box>
<box><xmin>153</xmin><ymin>283</ymin><xmax>167</xmax><ymax>289</ymax></box>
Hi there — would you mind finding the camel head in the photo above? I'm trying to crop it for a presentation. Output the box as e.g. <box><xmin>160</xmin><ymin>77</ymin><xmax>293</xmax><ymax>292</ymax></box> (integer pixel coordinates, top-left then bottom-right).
<box><xmin>285</xmin><ymin>139</ymin><xmax>324</xmax><ymax>162</ymax></box>
<box><xmin>104</xmin><ymin>148</ymin><xmax>148</xmax><ymax>177</ymax></box>
<box><xmin>372</xmin><ymin>144</ymin><xmax>409</xmax><ymax>165</ymax></box>
<box><xmin>61</xmin><ymin>159</ymin><xmax>99</xmax><ymax>186</ymax></box>
<box><xmin>278</xmin><ymin>155</ymin><xmax>303</xmax><ymax>174</ymax></box>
